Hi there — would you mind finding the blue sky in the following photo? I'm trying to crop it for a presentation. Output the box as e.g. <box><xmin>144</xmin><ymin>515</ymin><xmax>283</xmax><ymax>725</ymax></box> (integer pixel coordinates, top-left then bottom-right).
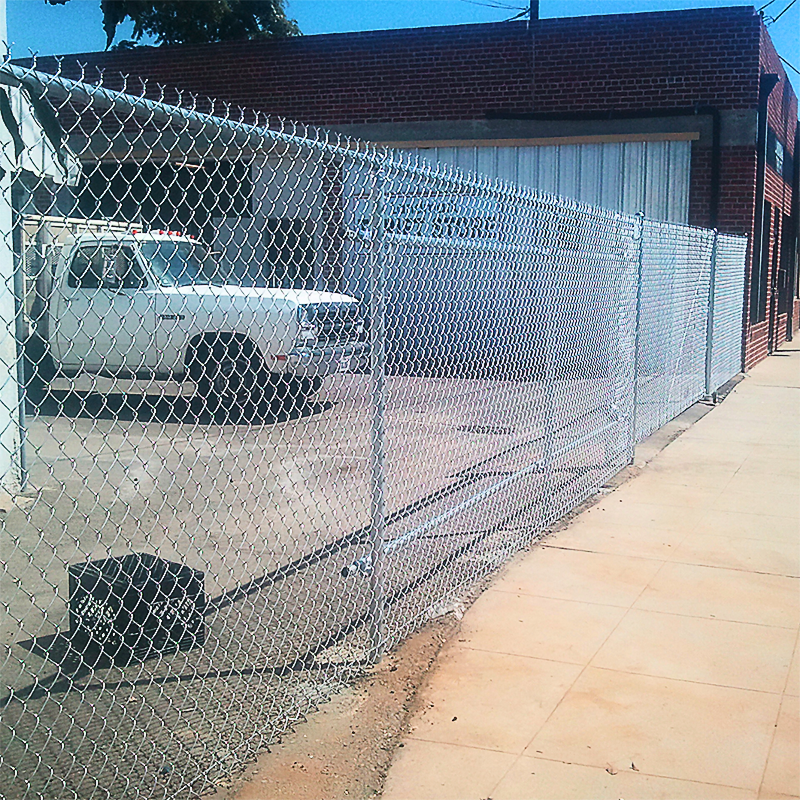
<box><xmin>5</xmin><ymin>0</ymin><xmax>799</xmax><ymax>92</ymax></box>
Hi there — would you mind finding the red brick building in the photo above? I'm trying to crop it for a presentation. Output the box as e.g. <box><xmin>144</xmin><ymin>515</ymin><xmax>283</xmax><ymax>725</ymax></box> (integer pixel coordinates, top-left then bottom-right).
<box><xmin>34</xmin><ymin>5</ymin><xmax>798</xmax><ymax>368</ymax></box>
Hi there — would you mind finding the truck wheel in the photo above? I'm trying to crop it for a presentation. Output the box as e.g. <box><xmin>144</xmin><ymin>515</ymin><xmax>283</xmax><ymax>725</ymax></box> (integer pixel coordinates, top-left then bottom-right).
<box><xmin>302</xmin><ymin>377</ymin><xmax>323</xmax><ymax>397</ymax></box>
<box><xmin>195</xmin><ymin>340</ymin><xmax>265</xmax><ymax>417</ymax></box>
<box><xmin>23</xmin><ymin>335</ymin><xmax>56</xmax><ymax>387</ymax></box>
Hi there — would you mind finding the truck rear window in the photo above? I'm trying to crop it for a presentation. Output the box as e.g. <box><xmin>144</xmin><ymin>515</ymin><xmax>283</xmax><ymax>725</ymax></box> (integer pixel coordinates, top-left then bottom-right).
<box><xmin>141</xmin><ymin>240</ymin><xmax>227</xmax><ymax>286</ymax></box>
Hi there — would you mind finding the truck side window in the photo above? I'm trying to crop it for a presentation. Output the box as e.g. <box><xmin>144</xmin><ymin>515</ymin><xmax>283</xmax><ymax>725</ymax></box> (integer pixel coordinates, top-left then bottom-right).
<box><xmin>68</xmin><ymin>246</ymin><xmax>104</xmax><ymax>289</ymax></box>
<box><xmin>110</xmin><ymin>246</ymin><xmax>147</xmax><ymax>289</ymax></box>
<box><xmin>68</xmin><ymin>244</ymin><xmax>146</xmax><ymax>289</ymax></box>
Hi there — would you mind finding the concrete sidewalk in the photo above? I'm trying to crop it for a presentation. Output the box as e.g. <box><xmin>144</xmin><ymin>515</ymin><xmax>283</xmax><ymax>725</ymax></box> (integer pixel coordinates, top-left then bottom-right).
<box><xmin>382</xmin><ymin>345</ymin><xmax>799</xmax><ymax>800</ymax></box>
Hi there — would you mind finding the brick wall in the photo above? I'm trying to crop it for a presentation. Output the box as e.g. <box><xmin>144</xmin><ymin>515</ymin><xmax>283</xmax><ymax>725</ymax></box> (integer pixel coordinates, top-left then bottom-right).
<box><xmin>761</xmin><ymin>25</ymin><xmax>798</xmax><ymax>158</ymax></box>
<box><xmin>34</xmin><ymin>7</ymin><xmax>763</xmax><ymax>123</ymax></box>
<box><xmin>530</xmin><ymin>8</ymin><xmax>761</xmax><ymax>113</ymax></box>
<box><xmin>740</xmin><ymin>18</ymin><xmax>798</xmax><ymax>367</ymax></box>
<box><xmin>35</xmin><ymin>23</ymin><xmax>535</xmax><ymax>124</ymax></box>
<box><xmin>689</xmin><ymin>145</ymin><xmax>758</xmax><ymax>235</ymax></box>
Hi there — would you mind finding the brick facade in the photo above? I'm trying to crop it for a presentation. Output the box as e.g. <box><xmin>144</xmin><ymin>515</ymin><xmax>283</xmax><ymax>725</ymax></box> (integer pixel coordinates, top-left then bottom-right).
<box><xmin>30</xmin><ymin>5</ymin><xmax>798</xmax><ymax>368</ymax></box>
<box><xmin>35</xmin><ymin>8</ymin><xmax>765</xmax><ymax>121</ymax></box>
<box><xmin>745</xmin><ymin>24</ymin><xmax>799</xmax><ymax>367</ymax></box>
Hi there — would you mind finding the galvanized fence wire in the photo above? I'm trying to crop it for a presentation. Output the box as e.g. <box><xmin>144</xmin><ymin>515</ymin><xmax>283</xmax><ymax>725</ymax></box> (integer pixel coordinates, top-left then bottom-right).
<box><xmin>633</xmin><ymin>220</ymin><xmax>715</xmax><ymax>441</ymax></box>
<box><xmin>709</xmin><ymin>234</ymin><xmax>748</xmax><ymax>393</ymax></box>
<box><xmin>0</xmin><ymin>60</ymin><xmax>746</xmax><ymax>800</ymax></box>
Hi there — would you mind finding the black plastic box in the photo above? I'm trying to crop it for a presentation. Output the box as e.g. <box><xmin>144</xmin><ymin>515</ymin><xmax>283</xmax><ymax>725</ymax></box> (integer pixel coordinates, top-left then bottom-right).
<box><xmin>68</xmin><ymin>553</ymin><xmax>206</xmax><ymax>665</ymax></box>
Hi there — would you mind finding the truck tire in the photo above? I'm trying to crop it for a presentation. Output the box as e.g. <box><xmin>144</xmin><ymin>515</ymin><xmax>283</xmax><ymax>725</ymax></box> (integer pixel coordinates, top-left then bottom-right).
<box><xmin>301</xmin><ymin>377</ymin><xmax>323</xmax><ymax>398</ymax></box>
<box><xmin>194</xmin><ymin>339</ymin><xmax>266</xmax><ymax>418</ymax></box>
<box><xmin>23</xmin><ymin>335</ymin><xmax>56</xmax><ymax>387</ymax></box>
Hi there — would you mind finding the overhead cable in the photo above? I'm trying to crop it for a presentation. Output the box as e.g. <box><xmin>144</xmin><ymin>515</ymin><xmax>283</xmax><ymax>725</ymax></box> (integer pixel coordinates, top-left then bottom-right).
<box><xmin>766</xmin><ymin>0</ymin><xmax>798</xmax><ymax>25</ymax></box>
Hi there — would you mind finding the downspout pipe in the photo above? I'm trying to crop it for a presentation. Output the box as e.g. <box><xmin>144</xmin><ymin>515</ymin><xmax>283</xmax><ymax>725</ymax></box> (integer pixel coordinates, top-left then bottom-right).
<box><xmin>750</xmin><ymin>73</ymin><xmax>780</xmax><ymax>325</ymax></box>
<box><xmin>788</xmin><ymin>118</ymin><xmax>800</xmax><ymax>341</ymax></box>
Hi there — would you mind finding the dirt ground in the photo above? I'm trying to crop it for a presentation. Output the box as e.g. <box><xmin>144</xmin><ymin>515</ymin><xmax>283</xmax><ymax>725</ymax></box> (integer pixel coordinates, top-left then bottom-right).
<box><xmin>211</xmin><ymin>612</ymin><xmax>463</xmax><ymax>800</ymax></box>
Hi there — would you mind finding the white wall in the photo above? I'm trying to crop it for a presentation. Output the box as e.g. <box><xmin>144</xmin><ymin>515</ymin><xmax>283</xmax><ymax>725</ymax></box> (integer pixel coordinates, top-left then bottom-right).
<box><xmin>0</xmin><ymin>0</ymin><xmax>23</xmax><ymax>495</ymax></box>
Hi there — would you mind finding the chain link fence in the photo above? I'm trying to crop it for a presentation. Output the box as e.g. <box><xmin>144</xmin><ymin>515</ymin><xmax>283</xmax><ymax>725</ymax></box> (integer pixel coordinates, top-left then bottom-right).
<box><xmin>708</xmin><ymin>234</ymin><xmax>749</xmax><ymax>394</ymax></box>
<box><xmin>0</xmin><ymin>60</ymin><xmax>746</xmax><ymax>799</ymax></box>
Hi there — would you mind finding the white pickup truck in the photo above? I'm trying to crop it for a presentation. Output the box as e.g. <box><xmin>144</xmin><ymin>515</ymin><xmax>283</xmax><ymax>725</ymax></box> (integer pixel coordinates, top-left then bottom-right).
<box><xmin>30</xmin><ymin>228</ymin><xmax>367</xmax><ymax>412</ymax></box>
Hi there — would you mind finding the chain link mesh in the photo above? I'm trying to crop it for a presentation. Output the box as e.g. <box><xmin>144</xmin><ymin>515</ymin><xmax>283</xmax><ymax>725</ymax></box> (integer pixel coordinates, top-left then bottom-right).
<box><xmin>633</xmin><ymin>220</ymin><xmax>715</xmax><ymax>441</ymax></box>
<box><xmin>709</xmin><ymin>234</ymin><xmax>748</xmax><ymax>393</ymax></box>
<box><xmin>0</xmin><ymin>61</ymin><xmax>747</xmax><ymax>799</ymax></box>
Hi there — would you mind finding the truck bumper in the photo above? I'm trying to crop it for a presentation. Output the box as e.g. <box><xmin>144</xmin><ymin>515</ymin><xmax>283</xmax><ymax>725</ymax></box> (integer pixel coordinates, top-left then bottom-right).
<box><xmin>283</xmin><ymin>342</ymin><xmax>370</xmax><ymax>378</ymax></box>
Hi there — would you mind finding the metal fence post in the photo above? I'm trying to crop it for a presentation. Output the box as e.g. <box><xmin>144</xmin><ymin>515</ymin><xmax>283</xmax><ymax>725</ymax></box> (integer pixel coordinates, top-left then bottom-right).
<box><xmin>628</xmin><ymin>211</ymin><xmax>646</xmax><ymax>459</ymax></box>
<box><xmin>704</xmin><ymin>229</ymin><xmax>719</xmax><ymax>400</ymax></box>
<box><xmin>0</xmin><ymin>7</ymin><xmax>22</xmax><ymax>492</ymax></box>
<box><xmin>12</xmin><ymin>212</ymin><xmax>28</xmax><ymax>491</ymax></box>
<box><xmin>540</xmin><ymin>291</ymin><xmax>557</xmax><ymax>526</ymax></box>
<box><xmin>367</xmin><ymin>162</ymin><xmax>387</xmax><ymax>664</ymax></box>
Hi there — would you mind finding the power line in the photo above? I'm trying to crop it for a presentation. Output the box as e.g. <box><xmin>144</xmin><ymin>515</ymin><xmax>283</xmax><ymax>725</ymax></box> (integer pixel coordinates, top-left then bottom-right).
<box><xmin>766</xmin><ymin>0</ymin><xmax>798</xmax><ymax>25</ymax></box>
<box><xmin>757</xmin><ymin>0</ymin><xmax>780</xmax><ymax>11</ymax></box>
<box><xmin>503</xmin><ymin>8</ymin><xmax>530</xmax><ymax>21</ymax></box>
<box><xmin>458</xmin><ymin>0</ymin><xmax>526</xmax><ymax>11</ymax></box>
<box><xmin>779</xmin><ymin>55</ymin><xmax>800</xmax><ymax>75</ymax></box>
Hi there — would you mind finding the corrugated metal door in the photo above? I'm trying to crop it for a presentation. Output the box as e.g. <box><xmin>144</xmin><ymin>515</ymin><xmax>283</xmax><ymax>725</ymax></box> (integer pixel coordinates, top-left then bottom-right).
<box><xmin>405</xmin><ymin>140</ymin><xmax>691</xmax><ymax>224</ymax></box>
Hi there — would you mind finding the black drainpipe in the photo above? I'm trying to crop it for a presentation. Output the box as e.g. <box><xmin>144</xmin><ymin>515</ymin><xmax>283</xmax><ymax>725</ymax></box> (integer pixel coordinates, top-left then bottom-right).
<box><xmin>751</xmin><ymin>74</ymin><xmax>779</xmax><ymax>327</ymax></box>
<box><xmin>786</xmin><ymin>122</ymin><xmax>800</xmax><ymax>342</ymax></box>
<box><xmin>787</xmin><ymin>119</ymin><xmax>800</xmax><ymax>341</ymax></box>
<box><xmin>485</xmin><ymin>106</ymin><xmax>721</xmax><ymax>228</ymax></box>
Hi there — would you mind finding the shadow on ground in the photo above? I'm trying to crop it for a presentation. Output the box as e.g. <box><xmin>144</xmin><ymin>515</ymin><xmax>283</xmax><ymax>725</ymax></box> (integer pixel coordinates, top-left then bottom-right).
<box><xmin>24</xmin><ymin>384</ymin><xmax>333</xmax><ymax>425</ymax></box>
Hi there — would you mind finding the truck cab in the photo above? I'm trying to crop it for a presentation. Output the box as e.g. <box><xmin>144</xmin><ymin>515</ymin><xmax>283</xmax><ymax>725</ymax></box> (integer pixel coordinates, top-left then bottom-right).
<box><xmin>44</xmin><ymin>228</ymin><xmax>367</xmax><ymax>412</ymax></box>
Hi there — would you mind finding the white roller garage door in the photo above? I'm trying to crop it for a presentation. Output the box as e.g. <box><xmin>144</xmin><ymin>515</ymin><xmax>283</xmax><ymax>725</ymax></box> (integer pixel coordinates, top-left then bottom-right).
<box><xmin>404</xmin><ymin>139</ymin><xmax>691</xmax><ymax>224</ymax></box>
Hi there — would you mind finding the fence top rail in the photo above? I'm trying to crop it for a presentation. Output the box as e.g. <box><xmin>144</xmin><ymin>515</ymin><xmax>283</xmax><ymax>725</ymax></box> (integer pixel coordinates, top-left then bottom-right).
<box><xmin>1</xmin><ymin>60</ymin><xmax>523</xmax><ymax>196</ymax></box>
<box><xmin>0</xmin><ymin>59</ymin><xmax>747</xmax><ymax>248</ymax></box>
<box><xmin>641</xmin><ymin>217</ymin><xmax>746</xmax><ymax>244</ymax></box>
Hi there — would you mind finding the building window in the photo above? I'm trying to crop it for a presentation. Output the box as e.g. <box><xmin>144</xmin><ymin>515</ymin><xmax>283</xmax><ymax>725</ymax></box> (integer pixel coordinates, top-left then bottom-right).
<box><xmin>766</xmin><ymin>128</ymin><xmax>793</xmax><ymax>181</ymax></box>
